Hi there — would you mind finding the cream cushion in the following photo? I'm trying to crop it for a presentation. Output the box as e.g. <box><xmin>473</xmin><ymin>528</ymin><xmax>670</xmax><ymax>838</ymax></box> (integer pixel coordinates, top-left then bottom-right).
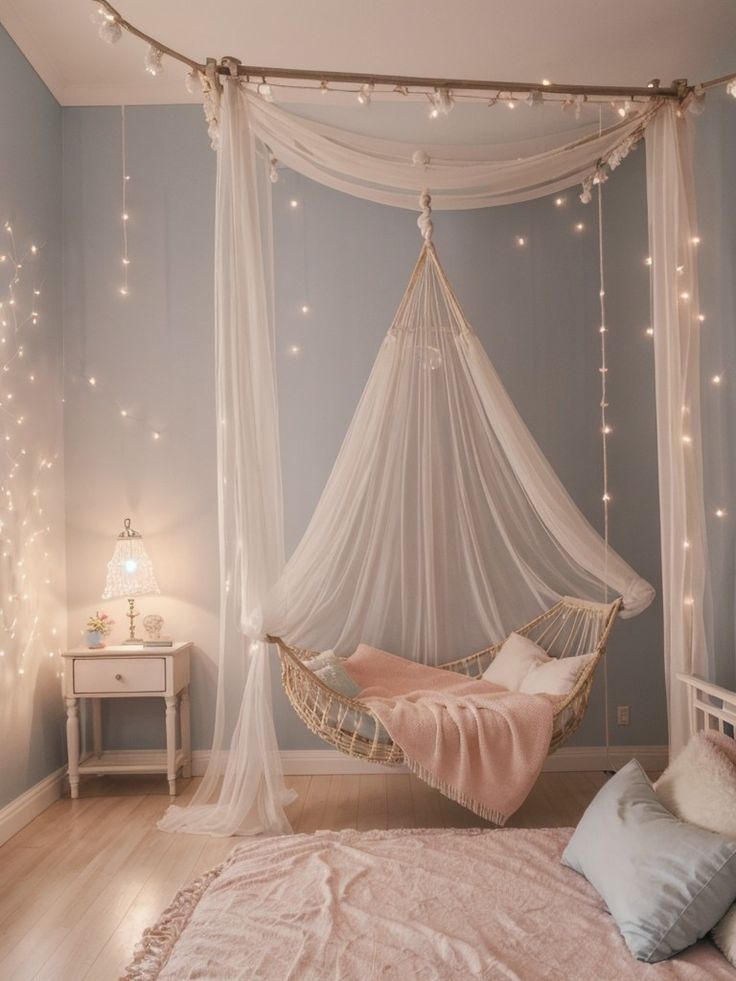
<box><xmin>482</xmin><ymin>633</ymin><xmax>547</xmax><ymax>690</ymax></box>
<box><xmin>654</xmin><ymin>730</ymin><xmax>736</xmax><ymax>967</ymax></box>
<box><xmin>482</xmin><ymin>632</ymin><xmax>594</xmax><ymax>697</ymax></box>
<box><xmin>519</xmin><ymin>652</ymin><xmax>596</xmax><ymax>696</ymax></box>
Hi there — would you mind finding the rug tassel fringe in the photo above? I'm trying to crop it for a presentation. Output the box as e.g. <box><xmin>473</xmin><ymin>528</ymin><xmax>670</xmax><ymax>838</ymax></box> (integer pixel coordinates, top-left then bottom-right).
<box><xmin>121</xmin><ymin>862</ymin><xmax>227</xmax><ymax>980</ymax></box>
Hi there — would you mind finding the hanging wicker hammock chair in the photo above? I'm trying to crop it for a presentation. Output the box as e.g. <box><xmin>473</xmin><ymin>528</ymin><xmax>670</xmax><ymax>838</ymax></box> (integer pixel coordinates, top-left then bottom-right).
<box><xmin>268</xmin><ymin>595</ymin><xmax>622</xmax><ymax>766</ymax></box>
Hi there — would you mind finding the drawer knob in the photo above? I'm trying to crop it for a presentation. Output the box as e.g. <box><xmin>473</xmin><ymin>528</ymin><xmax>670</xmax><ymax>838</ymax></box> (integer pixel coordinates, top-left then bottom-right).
<box><xmin>114</xmin><ymin>673</ymin><xmax>123</xmax><ymax>681</ymax></box>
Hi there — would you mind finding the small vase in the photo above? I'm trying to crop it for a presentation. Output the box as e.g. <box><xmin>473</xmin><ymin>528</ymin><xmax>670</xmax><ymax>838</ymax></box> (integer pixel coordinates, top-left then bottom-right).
<box><xmin>85</xmin><ymin>630</ymin><xmax>105</xmax><ymax>650</ymax></box>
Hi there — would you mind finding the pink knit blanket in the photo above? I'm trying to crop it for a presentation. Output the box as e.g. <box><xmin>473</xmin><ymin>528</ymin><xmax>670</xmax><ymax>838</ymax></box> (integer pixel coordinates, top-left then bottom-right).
<box><xmin>346</xmin><ymin>645</ymin><xmax>555</xmax><ymax>825</ymax></box>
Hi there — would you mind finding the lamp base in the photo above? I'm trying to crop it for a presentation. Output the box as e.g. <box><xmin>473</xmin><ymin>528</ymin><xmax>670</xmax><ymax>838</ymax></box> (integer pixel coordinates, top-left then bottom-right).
<box><xmin>122</xmin><ymin>636</ymin><xmax>144</xmax><ymax>646</ymax></box>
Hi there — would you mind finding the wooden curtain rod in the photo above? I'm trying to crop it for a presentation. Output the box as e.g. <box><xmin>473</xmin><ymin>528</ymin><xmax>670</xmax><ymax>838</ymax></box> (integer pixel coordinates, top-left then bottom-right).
<box><xmin>94</xmin><ymin>0</ymin><xmax>734</xmax><ymax>102</ymax></box>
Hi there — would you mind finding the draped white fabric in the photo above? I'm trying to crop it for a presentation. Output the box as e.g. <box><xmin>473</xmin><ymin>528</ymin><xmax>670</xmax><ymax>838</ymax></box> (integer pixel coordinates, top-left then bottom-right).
<box><xmin>159</xmin><ymin>79</ymin><xmax>706</xmax><ymax>836</ymax></box>
<box><xmin>245</xmin><ymin>94</ymin><xmax>660</xmax><ymax>210</ymax></box>
<box><xmin>262</xmin><ymin>241</ymin><xmax>654</xmax><ymax>662</ymax></box>
<box><xmin>645</xmin><ymin>105</ymin><xmax>710</xmax><ymax>756</ymax></box>
<box><xmin>158</xmin><ymin>81</ymin><xmax>295</xmax><ymax>836</ymax></box>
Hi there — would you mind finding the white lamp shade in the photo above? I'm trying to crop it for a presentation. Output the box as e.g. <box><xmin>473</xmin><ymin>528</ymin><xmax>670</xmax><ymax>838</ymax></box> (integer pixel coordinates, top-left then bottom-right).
<box><xmin>101</xmin><ymin>536</ymin><xmax>160</xmax><ymax>599</ymax></box>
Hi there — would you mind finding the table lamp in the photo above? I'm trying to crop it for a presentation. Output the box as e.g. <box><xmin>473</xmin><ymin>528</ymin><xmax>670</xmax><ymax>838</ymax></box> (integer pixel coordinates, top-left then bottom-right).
<box><xmin>101</xmin><ymin>518</ymin><xmax>160</xmax><ymax>644</ymax></box>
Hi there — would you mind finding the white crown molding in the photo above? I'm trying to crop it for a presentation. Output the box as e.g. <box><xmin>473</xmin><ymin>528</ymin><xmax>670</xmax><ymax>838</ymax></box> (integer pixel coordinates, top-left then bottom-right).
<box><xmin>0</xmin><ymin>0</ymin><xmax>66</xmax><ymax>103</ymax></box>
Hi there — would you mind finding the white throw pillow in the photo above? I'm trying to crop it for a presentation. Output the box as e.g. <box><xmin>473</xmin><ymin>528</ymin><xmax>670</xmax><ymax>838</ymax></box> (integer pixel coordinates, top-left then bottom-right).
<box><xmin>653</xmin><ymin>730</ymin><xmax>736</xmax><ymax>967</ymax></box>
<box><xmin>481</xmin><ymin>632</ymin><xmax>549</xmax><ymax>690</ymax></box>
<box><xmin>519</xmin><ymin>652</ymin><xmax>596</xmax><ymax>696</ymax></box>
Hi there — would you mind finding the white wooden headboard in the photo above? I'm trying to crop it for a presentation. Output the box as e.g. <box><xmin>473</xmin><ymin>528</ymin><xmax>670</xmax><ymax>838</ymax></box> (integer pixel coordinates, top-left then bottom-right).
<box><xmin>678</xmin><ymin>672</ymin><xmax>736</xmax><ymax>737</ymax></box>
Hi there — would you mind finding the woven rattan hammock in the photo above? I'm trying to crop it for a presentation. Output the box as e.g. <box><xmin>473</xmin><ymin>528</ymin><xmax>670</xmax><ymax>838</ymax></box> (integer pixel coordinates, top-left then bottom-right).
<box><xmin>268</xmin><ymin>595</ymin><xmax>621</xmax><ymax>765</ymax></box>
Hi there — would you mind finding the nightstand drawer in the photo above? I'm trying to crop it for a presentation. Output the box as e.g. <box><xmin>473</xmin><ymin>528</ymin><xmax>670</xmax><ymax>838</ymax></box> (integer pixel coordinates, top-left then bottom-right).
<box><xmin>73</xmin><ymin>657</ymin><xmax>166</xmax><ymax>694</ymax></box>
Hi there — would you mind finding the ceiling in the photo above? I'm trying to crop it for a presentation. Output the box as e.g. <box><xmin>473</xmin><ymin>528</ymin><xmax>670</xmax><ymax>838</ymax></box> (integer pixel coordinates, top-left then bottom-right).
<box><xmin>1</xmin><ymin>0</ymin><xmax>735</xmax><ymax>109</ymax></box>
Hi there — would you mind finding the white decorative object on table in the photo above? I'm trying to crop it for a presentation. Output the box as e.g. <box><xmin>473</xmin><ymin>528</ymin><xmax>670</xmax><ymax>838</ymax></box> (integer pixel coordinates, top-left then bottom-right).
<box><xmin>61</xmin><ymin>641</ymin><xmax>192</xmax><ymax>798</ymax></box>
<box><xmin>143</xmin><ymin>612</ymin><xmax>173</xmax><ymax>648</ymax></box>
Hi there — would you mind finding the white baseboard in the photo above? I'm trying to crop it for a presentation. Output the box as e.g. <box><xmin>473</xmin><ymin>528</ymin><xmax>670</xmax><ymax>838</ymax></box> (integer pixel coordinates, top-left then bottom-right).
<box><xmin>0</xmin><ymin>743</ymin><xmax>668</xmax><ymax>846</ymax></box>
<box><xmin>0</xmin><ymin>767</ymin><xmax>66</xmax><ymax>848</ymax></box>
<box><xmin>277</xmin><ymin>745</ymin><xmax>668</xmax><ymax>775</ymax></box>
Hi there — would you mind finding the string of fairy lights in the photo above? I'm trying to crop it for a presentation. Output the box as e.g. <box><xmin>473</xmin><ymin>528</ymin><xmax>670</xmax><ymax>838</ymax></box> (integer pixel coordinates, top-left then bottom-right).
<box><xmin>0</xmin><ymin>219</ymin><xmax>61</xmax><ymax>676</ymax></box>
<box><xmin>77</xmin><ymin>100</ymin><xmax>164</xmax><ymax>443</ymax></box>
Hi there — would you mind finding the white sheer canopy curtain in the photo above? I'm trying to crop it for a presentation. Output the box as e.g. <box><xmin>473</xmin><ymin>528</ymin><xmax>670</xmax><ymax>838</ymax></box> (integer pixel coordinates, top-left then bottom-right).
<box><xmin>646</xmin><ymin>104</ymin><xmax>711</xmax><ymax>756</ymax></box>
<box><xmin>159</xmin><ymin>81</ymin><xmax>295</xmax><ymax>836</ymax></box>
<box><xmin>159</xmin><ymin>79</ymin><xmax>706</xmax><ymax>837</ymax></box>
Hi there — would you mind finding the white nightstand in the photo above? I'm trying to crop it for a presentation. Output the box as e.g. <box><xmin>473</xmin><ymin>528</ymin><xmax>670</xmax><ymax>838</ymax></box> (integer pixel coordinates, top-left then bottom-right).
<box><xmin>61</xmin><ymin>642</ymin><xmax>192</xmax><ymax>798</ymax></box>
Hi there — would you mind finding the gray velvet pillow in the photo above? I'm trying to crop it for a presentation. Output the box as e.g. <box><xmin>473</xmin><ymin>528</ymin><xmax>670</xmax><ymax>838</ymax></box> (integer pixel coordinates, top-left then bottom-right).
<box><xmin>562</xmin><ymin>759</ymin><xmax>736</xmax><ymax>963</ymax></box>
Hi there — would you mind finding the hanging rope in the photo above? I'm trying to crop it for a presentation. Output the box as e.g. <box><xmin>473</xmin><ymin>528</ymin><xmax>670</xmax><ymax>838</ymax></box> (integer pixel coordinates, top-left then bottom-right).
<box><xmin>417</xmin><ymin>189</ymin><xmax>433</xmax><ymax>243</ymax></box>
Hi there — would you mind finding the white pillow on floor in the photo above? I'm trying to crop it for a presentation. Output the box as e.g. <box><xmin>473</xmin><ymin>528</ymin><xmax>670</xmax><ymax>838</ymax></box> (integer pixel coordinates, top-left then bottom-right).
<box><xmin>519</xmin><ymin>652</ymin><xmax>596</xmax><ymax>696</ymax></box>
<box><xmin>482</xmin><ymin>632</ymin><xmax>548</xmax><ymax>690</ymax></box>
<box><xmin>654</xmin><ymin>730</ymin><xmax>736</xmax><ymax>967</ymax></box>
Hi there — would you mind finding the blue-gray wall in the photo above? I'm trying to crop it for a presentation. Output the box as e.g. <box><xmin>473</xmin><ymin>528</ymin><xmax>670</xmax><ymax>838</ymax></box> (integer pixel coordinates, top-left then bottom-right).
<box><xmin>3</xmin><ymin>35</ymin><xmax>735</xmax><ymax>799</ymax></box>
<box><xmin>62</xmin><ymin>103</ymin><xmax>668</xmax><ymax>752</ymax></box>
<box><xmin>0</xmin><ymin>25</ymin><xmax>66</xmax><ymax>809</ymax></box>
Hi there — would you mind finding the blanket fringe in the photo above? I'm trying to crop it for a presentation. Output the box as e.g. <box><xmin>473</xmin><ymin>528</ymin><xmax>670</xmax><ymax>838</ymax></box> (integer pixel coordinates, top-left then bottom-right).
<box><xmin>120</xmin><ymin>861</ymin><xmax>227</xmax><ymax>980</ymax></box>
<box><xmin>404</xmin><ymin>756</ymin><xmax>508</xmax><ymax>826</ymax></box>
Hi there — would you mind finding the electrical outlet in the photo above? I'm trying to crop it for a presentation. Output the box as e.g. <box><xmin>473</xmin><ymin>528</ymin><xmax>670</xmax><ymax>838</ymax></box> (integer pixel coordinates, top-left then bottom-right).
<box><xmin>617</xmin><ymin>705</ymin><xmax>630</xmax><ymax>726</ymax></box>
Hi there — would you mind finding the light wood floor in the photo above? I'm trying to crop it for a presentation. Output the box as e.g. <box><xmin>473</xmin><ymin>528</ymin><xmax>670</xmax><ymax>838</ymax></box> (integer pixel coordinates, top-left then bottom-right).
<box><xmin>0</xmin><ymin>770</ymin><xmax>609</xmax><ymax>981</ymax></box>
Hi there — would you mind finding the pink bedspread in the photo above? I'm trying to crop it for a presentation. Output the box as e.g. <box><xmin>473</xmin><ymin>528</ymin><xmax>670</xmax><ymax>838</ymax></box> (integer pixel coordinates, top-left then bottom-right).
<box><xmin>125</xmin><ymin>828</ymin><xmax>735</xmax><ymax>980</ymax></box>
<box><xmin>347</xmin><ymin>645</ymin><xmax>554</xmax><ymax>824</ymax></box>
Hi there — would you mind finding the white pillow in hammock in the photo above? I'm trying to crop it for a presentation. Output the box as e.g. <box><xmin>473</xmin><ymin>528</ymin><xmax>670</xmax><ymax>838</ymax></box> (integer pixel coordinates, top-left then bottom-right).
<box><xmin>520</xmin><ymin>652</ymin><xmax>596</xmax><ymax>696</ymax></box>
<box><xmin>482</xmin><ymin>633</ymin><xmax>547</xmax><ymax>690</ymax></box>
<box><xmin>482</xmin><ymin>632</ymin><xmax>594</xmax><ymax>696</ymax></box>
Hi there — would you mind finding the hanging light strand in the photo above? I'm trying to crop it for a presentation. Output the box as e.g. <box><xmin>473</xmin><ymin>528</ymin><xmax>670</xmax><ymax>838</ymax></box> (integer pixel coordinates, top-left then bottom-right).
<box><xmin>120</xmin><ymin>105</ymin><xmax>130</xmax><ymax>296</ymax></box>
<box><xmin>597</xmin><ymin>184</ymin><xmax>610</xmax><ymax>582</ymax></box>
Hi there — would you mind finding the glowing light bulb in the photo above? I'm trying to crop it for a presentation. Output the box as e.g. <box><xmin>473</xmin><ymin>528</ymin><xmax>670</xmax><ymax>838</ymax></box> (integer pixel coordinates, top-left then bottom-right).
<box><xmin>680</xmin><ymin>291</ymin><xmax>690</xmax><ymax>301</ymax></box>
<box><xmin>683</xmin><ymin>540</ymin><xmax>690</xmax><ymax>549</ymax></box>
<box><xmin>124</xmin><ymin>559</ymin><xmax>138</xmax><ymax>573</ymax></box>
<box><xmin>646</xmin><ymin>327</ymin><xmax>654</xmax><ymax>336</ymax></box>
<box><xmin>301</xmin><ymin>304</ymin><xmax>310</xmax><ymax>314</ymax></box>
<box><xmin>575</xmin><ymin>222</ymin><xmax>584</xmax><ymax>232</ymax></box>
<box><xmin>712</xmin><ymin>375</ymin><xmax>722</xmax><ymax>385</ymax></box>
<box><xmin>602</xmin><ymin>493</ymin><xmax>611</xmax><ymax>502</ymax></box>
<box><xmin>602</xmin><ymin>425</ymin><xmax>612</xmax><ymax>434</ymax></box>
<box><xmin>515</xmin><ymin>236</ymin><xmax>526</xmax><ymax>246</ymax></box>
<box><xmin>289</xmin><ymin>199</ymin><xmax>299</xmax><ymax>209</ymax></box>
<box><xmin>644</xmin><ymin>256</ymin><xmax>652</xmax><ymax>266</ymax></box>
<box><xmin>684</xmin><ymin>596</ymin><xmax>694</xmax><ymax>607</ymax></box>
<box><xmin>120</xmin><ymin>409</ymin><xmax>128</xmax><ymax>417</ymax></box>
<box><xmin>152</xmin><ymin>431</ymin><xmax>161</xmax><ymax>440</ymax></box>
<box><xmin>541</xmin><ymin>79</ymin><xmax>552</xmax><ymax>86</ymax></box>
<box><xmin>289</xmin><ymin>344</ymin><xmax>301</xmax><ymax>355</ymax></box>
<box><xmin>682</xmin><ymin>434</ymin><xmax>692</xmax><ymax>444</ymax></box>
<box><xmin>554</xmin><ymin>197</ymin><xmax>565</xmax><ymax>207</ymax></box>
<box><xmin>697</xmin><ymin>314</ymin><xmax>706</xmax><ymax>323</ymax></box>
<box><xmin>691</xmin><ymin>236</ymin><xmax>701</xmax><ymax>245</ymax></box>
<box><xmin>122</xmin><ymin>212</ymin><xmax>129</xmax><ymax>221</ymax></box>
<box><xmin>715</xmin><ymin>508</ymin><xmax>727</xmax><ymax>518</ymax></box>
<box><xmin>88</xmin><ymin>377</ymin><xmax>96</xmax><ymax>386</ymax></box>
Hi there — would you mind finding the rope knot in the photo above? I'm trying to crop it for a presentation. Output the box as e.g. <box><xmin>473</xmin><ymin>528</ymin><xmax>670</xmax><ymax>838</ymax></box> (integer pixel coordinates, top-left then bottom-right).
<box><xmin>417</xmin><ymin>190</ymin><xmax>433</xmax><ymax>243</ymax></box>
